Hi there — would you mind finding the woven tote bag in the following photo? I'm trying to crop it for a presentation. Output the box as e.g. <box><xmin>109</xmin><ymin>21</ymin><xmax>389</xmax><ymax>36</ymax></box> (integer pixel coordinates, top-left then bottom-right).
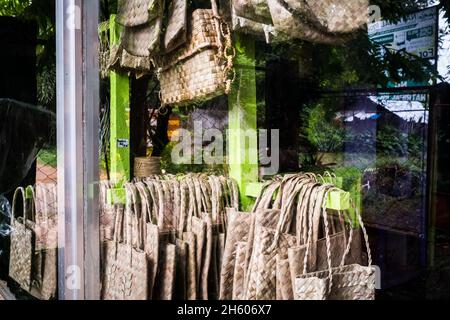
<box><xmin>232</xmin><ymin>241</ymin><xmax>248</xmax><ymax>300</ymax></box>
<box><xmin>9</xmin><ymin>187</ymin><xmax>34</xmax><ymax>292</ymax></box>
<box><xmin>174</xmin><ymin>239</ymin><xmax>188</xmax><ymax>300</ymax></box>
<box><xmin>164</xmin><ymin>0</ymin><xmax>188</xmax><ymax>52</ymax></box>
<box><xmin>267</xmin><ymin>0</ymin><xmax>351</xmax><ymax>44</ymax></box>
<box><xmin>102</xmin><ymin>185</ymin><xmax>148</xmax><ymax>300</ymax></box>
<box><xmin>116</xmin><ymin>0</ymin><xmax>160</xmax><ymax>27</ymax></box>
<box><xmin>294</xmin><ymin>197</ymin><xmax>375</xmax><ymax>300</ymax></box>
<box><xmin>219</xmin><ymin>208</ymin><xmax>254</xmax><ymax>300</ymax></box>
<box><xmin>135</xmin><ymin>182</ymin><xmax>160</xmax><ymax>299</ymax></box>
<box><xmin>233</xmin><ymin>0</ymin><xmax>272</xmax><ymax>25</ymax></box>
<box><xmin>154</xmin><ymin>243</ymin><xmax>177</xmax><ymax>300</ymax></box>
<box><xmin>297</xmin><ymin>0</ymin><xmax>369</xmax><ymax>33</ymax></box>
<box><xmin>183</xmin><ymin>231</ymin><xmax>197</xmax><ymax>300</ymax></box>
<box><xmin>158</xmin><ymin>0</ymin><xmax>235</xmax><ymax>106</ymax></box>
<box><xmin>30</xmin><ymin>184</ymin><xmax>58</xmax><ymax>300</ymax></box>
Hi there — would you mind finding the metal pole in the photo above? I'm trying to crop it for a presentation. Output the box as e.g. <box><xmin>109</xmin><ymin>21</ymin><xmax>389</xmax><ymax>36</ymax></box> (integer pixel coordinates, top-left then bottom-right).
<box><xmin>56</xmin><ymin>0</ymin><xmax>100</xmax><ymax>300</ymax></box>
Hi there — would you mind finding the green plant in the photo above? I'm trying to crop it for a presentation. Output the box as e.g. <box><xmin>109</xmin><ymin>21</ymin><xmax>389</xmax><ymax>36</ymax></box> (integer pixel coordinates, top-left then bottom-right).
<box><xmin>303</xmin><ymin>103</ymin><xmax>345</xmax><ymax>153</ymax></box>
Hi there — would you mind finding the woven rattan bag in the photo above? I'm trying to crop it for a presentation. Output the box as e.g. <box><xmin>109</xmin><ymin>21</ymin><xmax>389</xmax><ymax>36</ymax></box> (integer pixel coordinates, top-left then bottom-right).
<box><xmin>219</xmin><ymin>208</ymin><xmax>254</xmax><ymax>300</ymax></box>
<box><xmin>294</xmin><ymin>197</ymin><xmax>376</xmax><ymax>300</ymax></box>
<box><xmin>135</xmin><ymin>182</ymin><xmax>160</xmax><ymax>299</ymax></box>
<box><xmin>164</xmin><ymin>0</ymin><xmax>188</xmax><ymax>52</ymax></box>
<box><xmin>266</xmin><ymin>0</ymin><xmax>360</xmax><ymax>44</ymax></box>
<box><xmin>158</xmin><ymin>0</ymin><xmax>235</xmax><ymax>106</ymax></box>
<box><xmin>102</xmin><ymin>184</ymin><xmax>148</xmax><ymax>300</ymax></box>
<box><xmin>30</xmin><ymin>184</ymin><xmax>58</xmax><ymax>300</ymax></box>
<box><xmin>9</xmin><ymin>187</ymin><xmax>34</xmax><ymax>292</ymax></box>
<box><xmin>231</xmin><ymin>5</ymin><xmax>276</xmax><ymax>43</ymax></box>
<box><xmin>233</xmin><ymin>0</ymin><xmax>272</xmax><ymax>25</ymax></box>
<box><xmin>116</xmin><ymin>0</ymin><xmax>160</xmax><ymax>27</ymax></box>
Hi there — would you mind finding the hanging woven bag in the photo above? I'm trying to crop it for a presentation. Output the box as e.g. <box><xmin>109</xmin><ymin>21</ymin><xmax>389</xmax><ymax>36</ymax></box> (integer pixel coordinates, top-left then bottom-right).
<box><xmin>157</xmin><ymin>0</ymin><xmax>235</xmax><ymax>106</ymax></box>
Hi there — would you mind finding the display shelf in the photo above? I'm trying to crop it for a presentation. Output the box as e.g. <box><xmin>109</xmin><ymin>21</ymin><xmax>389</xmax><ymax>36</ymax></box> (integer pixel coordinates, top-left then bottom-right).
<box><xmin>245</xmin><ymin>182</ymin><xmax>350</xmax><ymax>211</ymax></box>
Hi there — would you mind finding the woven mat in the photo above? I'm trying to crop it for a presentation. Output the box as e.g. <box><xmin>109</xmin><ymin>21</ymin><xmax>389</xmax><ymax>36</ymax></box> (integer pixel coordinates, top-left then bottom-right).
<box><xmin>0</xmin><ymin>280</ymin><xmax>16</xmax><ymax>300</ymax></box>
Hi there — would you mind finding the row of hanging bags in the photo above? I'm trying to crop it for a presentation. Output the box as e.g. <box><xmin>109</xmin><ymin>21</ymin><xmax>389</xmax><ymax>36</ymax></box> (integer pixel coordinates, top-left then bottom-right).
<box><xmin>230</xmin><ymin>0</ymin><xmax>369</xmax><ymax>44</ymax></box>
<box><xmin>101</xmin><ymin>174</ymin><xmax>238</xmax><ymax>300</ymax></box>
<box><xmin>9</xmin><ymin>184</ymin><xmax>58</xmax><ymax>300</ymax></box>
<box><xmin>219</xmin><ymin>174</ymin><xmax>374</xmax><ymax>300</ymax></box>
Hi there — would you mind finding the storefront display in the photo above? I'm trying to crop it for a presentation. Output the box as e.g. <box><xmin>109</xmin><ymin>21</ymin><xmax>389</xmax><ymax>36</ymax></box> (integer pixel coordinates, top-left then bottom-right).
<box><xmin>1</xmin><ymin>0</ymin><xmax>449</xmax><ymax>302</ymax></box>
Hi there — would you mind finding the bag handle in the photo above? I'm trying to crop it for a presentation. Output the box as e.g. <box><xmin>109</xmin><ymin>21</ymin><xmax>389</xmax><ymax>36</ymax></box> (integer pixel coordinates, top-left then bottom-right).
<box><xmin>302</xmin><ymin>185</ymin><xmax>334</xmax><ymax>292</ymax></box>
<box><xmin>124</xmin><ymin>183</ymin><xmax>142</xmax><ymax>249</ymax></box>
<box><xmin>339</xmin><ymin>199</ymin><xmax>373</xmax><ymax>268</ymax></box>
<box><xmin>11</xmin><ymin>187</ymin><xmax>27</xmax><ymax>224</ymax></box>
<box><xmin>270</xmin><ymin>176</ymin><xmax>319</xmax><ymax>250</ymax></box>
<box><xmin>296</xmin><ymin>181</ymin><xmax>322</xmax><ymax>245</ymax></box>
<box><xmin>25</xmin><ymin>185</ymin><xmax>36</xmax><ymax>222</ymax></box>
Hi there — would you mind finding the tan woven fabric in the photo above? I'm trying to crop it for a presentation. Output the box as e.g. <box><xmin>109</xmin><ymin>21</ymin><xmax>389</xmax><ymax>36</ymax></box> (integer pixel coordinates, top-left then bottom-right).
<box><xmin>183</xmin><ymin>231</ymin><xmax>197</xmax><ymax>300</ymax></box>
<box><xmin>294</xmin><ymin>264</ymin><xmax>376</xmax><ymax>300</ymax></box>
<box><xmin>191</xmin><ymin>216</ymin><xmax>206</xmax><ymax>298</ymax></box>
<box><xmin>294</xmin><ymin>193</ymin><xmax>375</xmax><ymax>300</ymax></box>
<box><xmin>200</xmin><ymin>212</ymin><xmax>213</xmax><ymax>300</ymax></box>
<box><xmin>102</xmin><ymin>184</ymin><xmax>148</xmax><ymax>300</ymax></box>
<box><xmin>158</xmin><ymin>6</ymin><xmax>235</xmax><ymax>106</ymax></box>
<box><xmin>244</xmin><ymin>209</ymin><xmax>282</xmax><ymax>300</ymax></box>
<box><xmin>276</xmin><ymin>255</ymin><xmax>294</xmax><ymax>300</ymax></box>
<box><xmin>116</xmin><ymin>0</ymin><xmax>159</xmax><ymax>27</ymax></box>
<box><xmin>164</xmin><ymin>0</ymin><xmax>188</xmax><ymax>52</ymax></box>
<box><xmin>300</xmin><ymin>0</ymin><xmax>369</xmax><ymax>33</ymax></box>
<box><xmin>232</xmin><ymin>241</ymin><xmax>248</xmax><ymax>300</ymax></box>
<box><xmin>122</xmin><ymin>19</ymin><xmax>162</xmax><ymax>57</ymax></box>
<box><xmin>233</xmin><ymin>0</ymin><xmax>273</xmax><ymax>25</ymax></box>
<box><xmin>267</xmin><ymin>0</ymin><xmax>350</xmax><ymax>44</ymax></box>
<box><xmin>154</xmin><ymin>243</ymin><xmax>177</xmax><ymax>300</ymax></box>
<box><xmin>219</xmin><ymin>209</ymin><xmax>254</xmax><ymax>300</ymax></box>
<box><xmin>9</xmin><ymin>187</ymin><xmax>33</xmax><ymax>292</ymax></box>
<box><xmin>30</xmin><ymin>183</ymin><xmax>58</xmax><ymax>300</ymax></box>
<box><xmin>175</xmin><ymin>239</ymin><xmax>188</xmax><ymax>299</ymax></box>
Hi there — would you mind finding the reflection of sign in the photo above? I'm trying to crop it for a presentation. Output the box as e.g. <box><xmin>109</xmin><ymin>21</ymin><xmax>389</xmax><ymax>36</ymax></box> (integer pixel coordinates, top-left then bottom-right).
<box><xmin>117</xmin><ymin>139</ymin><xmax>129</xmax><ymax>148</ymax></box>
<box><xmin>368</xmin><ymin>6</ymin><xmax>438</xmax><ymax>59</ymax></box>
<box><xmin>378</xmin><ymin>93</ymin><xmax>429</xmax><ymax>103</ymax></box>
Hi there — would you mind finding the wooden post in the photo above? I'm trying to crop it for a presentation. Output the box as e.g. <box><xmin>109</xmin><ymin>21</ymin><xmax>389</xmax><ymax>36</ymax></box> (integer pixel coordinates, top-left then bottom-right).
<box><xmin>228</xmin><ymin>35</ymin><xmax>259</xmax><ymax>210</ymax></box>
<box><xmin>109</xmin><ymin>16</ymin><xmax>131</xmax><ymax>186</ymax></box>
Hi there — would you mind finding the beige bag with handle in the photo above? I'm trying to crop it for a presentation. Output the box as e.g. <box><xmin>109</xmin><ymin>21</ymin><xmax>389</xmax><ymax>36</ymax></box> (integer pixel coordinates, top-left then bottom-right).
<box><xmin>102</xmin><ymin>184</ymin><xmax>148</xmax><ymax>300</ymax></box>
<box><xmin>158</xmin><ymin>0</ymin><xmax>235</xmax><ymax>106</ymax></box>
<box><xmin>294</xmin><ymin>197</ymin><xmax>375</xmax><ymax>300</ymax></box>
<box><xmin>30</xmin><ymin>184</ymin><xmax>58</xmax><ymax>300</ymax></box>
<box><xmin>9</xmin><ymin>187</ymin><xmax>34</xmax><ymax>292</ymax></box>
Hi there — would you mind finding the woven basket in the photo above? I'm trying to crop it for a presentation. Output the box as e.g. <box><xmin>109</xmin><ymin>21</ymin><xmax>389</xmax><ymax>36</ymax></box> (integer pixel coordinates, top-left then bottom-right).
<box><xmin>134</xmin><ymin>157</ymin><xmax>162</xmax><ymax>178</ymax></box>
<box><xmin>158</xmin><ymin>9</ymin><xmax>234</xmax><ymax>106</ymax></box>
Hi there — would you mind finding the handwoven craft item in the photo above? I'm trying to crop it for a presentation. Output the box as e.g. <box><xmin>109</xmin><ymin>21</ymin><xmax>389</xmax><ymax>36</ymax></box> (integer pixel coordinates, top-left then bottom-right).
<box><xmin>116</xmin><ymin>0</ymin><xmax>160</xmax><ymax>27</ymax></box>
<box><xmin>164</xmin><ymin>0</ymin><xmax>188</xmax><ymax>52</ymax></box>
<box><xmin>294</xmin><ymin>196</ymin><xmax>375</xmax><ymax>300</ymax></box>
<box><xmin>9</xmin><ymin>187</ymin><xmax>34</xmax><ymax>292</ymax></box>
<box><xmin>158</xmin><ymin>0</ymin><xmax>235</xmax><ymax>106</ymax></box>
<box><xmin>102</xmin><ymin>184</ymin><xmax>148</xmax><ymax>300</ymax></box>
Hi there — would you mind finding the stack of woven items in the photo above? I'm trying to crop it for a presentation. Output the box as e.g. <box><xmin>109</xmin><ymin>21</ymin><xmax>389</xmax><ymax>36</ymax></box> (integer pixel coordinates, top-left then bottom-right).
<box><xmin>220</xmin><ymin>173</ymin><xmax>376</xmax><ymax>300</ymax></box>
<box><xmin>100</xmin><ymin>174</ymin><xmax>239</xmax><ymax>300</ymax></box>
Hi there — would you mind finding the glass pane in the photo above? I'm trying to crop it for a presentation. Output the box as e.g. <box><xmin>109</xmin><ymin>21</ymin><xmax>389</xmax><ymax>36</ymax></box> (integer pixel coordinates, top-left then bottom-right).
<box><xmin>1</xmin><ymin>3</ymin><xmax>58</xmax><ymax>300</ymax></box>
